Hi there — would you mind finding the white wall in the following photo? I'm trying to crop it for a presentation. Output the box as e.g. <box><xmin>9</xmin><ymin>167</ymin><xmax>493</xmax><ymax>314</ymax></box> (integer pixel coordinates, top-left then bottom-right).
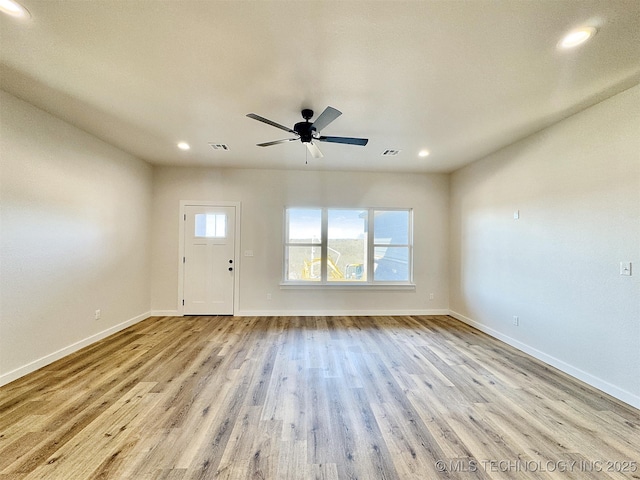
<box><xmin>449</xmin><ymin>84</ymin><xmax>640</xmax><ymax>408</ymax></box>
<box><xmin>0</xmin><ymin>91</ymin><xmax>153</xmax><ymax>385</ymax></box>
<box><xmin>151</xmin><ymin>167</ymin><xmax>449</xmax><ymax>315</ymax></box>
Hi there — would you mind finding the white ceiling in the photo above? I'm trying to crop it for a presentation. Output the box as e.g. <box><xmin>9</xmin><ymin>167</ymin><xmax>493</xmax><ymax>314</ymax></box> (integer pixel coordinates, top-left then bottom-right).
<box><xmin>1</xmin><ymin>1</ymin><xmax>639</xmax><ymax>173</ymax></box>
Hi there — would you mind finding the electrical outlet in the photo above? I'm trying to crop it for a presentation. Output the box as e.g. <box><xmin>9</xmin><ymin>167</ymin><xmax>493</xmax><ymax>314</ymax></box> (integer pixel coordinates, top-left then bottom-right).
<box><xmin>429</xmin><ymin>293</ymin><xmax>434</xmax><ymax>300</ymax></box>
<box><xmin>513</xmin><ymin>316</ymin><xmax>519</xmax><ymax>326</ymax></box>
<box><xmin>95</xmin><ymin>309</ymin><xmax>101</xmax><ymax>320</ymax></box>
<box><xmin>266</xmin><ymin>293</ymin><xmax>272</xmax><ymax>300</ymax></box>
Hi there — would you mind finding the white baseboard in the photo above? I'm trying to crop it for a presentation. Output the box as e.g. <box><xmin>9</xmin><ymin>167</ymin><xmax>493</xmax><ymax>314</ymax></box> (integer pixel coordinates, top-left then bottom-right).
<box><xmin>236</xmin><ymin>309</ymin><xmax>450</xmax><ymax>317</ymax></box>
<box><xmin>149</xmin><ymin>310</ymin><xmax>181</xmax><ymax>317</ymax></box>
<box><xmin>0</xmin><ymin>311</ymin><xmax>152</xmax><ymax>387</ymax></box>
<box><xmin>448</xmin><ymin>310</ymin><xmax>640</xmax><ymax>410</ymax></box>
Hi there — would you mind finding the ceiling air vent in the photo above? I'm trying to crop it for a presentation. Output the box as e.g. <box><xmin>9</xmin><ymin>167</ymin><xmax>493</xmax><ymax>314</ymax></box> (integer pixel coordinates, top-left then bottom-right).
<box><xmin>381</xmin><ymin>149</ymin><xmax>401</xmax><ymax>156</ymax></box>
<box><xmin>209</xmin><ymin>143</ymin><xmax>230</xmax><ymax>151</ymax></box>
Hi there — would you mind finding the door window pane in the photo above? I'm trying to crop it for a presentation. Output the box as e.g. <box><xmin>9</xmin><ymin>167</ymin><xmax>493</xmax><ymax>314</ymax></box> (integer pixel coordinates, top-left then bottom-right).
<box><xmin>195</xmin><ymin>213</ymin><xmax>227</xmax><ymax>238</ymax></box>
<box><xmin>327</xmin><ymin>209</ymin><xmax>367</xmax><ymax>282</ymax></box>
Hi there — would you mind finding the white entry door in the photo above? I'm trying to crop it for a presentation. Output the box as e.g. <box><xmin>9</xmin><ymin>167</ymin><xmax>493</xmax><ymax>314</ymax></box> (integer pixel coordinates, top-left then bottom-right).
<box><xmin>183</xmin><ymin>205</ymin><xmax>236</xmax><ymax>315</ymax></box>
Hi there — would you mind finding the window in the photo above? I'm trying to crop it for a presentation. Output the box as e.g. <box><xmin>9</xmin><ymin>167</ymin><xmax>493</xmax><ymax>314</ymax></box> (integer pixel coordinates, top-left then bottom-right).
<box><xmin>284</xmin><ymin>207</ymin><xmax>413</xmax><ymax>285</ymax></box>
<box><xmin>194</xmin><ymin>213</ymin><xmax>227</xmax><ymax>238</ymax></box>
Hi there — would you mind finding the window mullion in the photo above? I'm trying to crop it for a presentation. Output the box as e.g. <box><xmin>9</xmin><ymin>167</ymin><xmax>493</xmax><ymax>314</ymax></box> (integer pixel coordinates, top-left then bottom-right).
<box><xmin>283</xmin><ymin>209</ymin><xmax>289</xmax><ymax>282</ymax></box>
<box><xmin>320</xmin><ymin>208</ymin><xmax>328</xmax><ymax>283</ymax></box>
<box><xmin>408</xmin><ymin>209</ymin><xmax>413</xmax><ymax>283</ymax></box>
<box><xmin>367</xmin><ymin>209</ymin><xmax>375</xmax><ymax>283</ymax></box>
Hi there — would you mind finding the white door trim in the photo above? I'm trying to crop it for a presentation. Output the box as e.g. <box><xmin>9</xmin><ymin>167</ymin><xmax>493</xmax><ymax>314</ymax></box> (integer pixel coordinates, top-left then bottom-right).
<box><xmin>178</xmin><ymin>201</ymin><xmax>241</xmax><ymax>316</ymax></box>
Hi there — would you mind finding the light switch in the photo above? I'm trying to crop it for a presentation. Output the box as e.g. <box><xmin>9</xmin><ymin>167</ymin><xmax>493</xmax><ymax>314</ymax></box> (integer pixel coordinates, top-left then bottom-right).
<box><xmin>620</xmin><ymin>262</ymin><xmax>632</xmax><ymax>276</ymax></box>
<box><xmin>514</xmin><ymin>210</ymin><xmax>520</xmax><ymax>219</ymax></box>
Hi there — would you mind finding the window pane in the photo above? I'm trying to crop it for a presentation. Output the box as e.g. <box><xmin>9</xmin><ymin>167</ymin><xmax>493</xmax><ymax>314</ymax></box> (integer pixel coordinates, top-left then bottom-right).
<box><xmin>214</xmin><ymin>214</ymin><xmax>226</xmax><ymax>237</ymax></box>
<box><xmin>195</xmin><ymin>214</ymin><xmax>207</xmax><ymax>237</ymax></box>
<box><xmin>374</xmin><ymin>210</ymin><xmax>409</xmax><ymax>245</ymax></box>
<box><xmin>287</xmin><ymin>208</ymin><xmax>321</xmax><ymax>244</ymax></box>
<box><xmin>195</xmin><ymin>213</ymin><xmax>226</xmax><ymax>238</ymax></box>
<box><xmin>285</xmin><ymin>245</ymin><xmax>321</xmax><ymax>281</ymax></box>
<box><xmin>327</xmin><ymin>209</ymin><xmax>367</xmax><ymax>282</ymax></box>
<box><xmin>374</xmin><ymin>246</ymin><xmax>409</xmax><ymax>281</ymax></box>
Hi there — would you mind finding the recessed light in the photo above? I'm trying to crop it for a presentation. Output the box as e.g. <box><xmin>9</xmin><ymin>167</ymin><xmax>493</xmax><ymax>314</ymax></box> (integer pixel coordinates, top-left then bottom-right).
<box><xmin>559</xmin><ymin>27</ymin><xmax>597</xmax><ymax>49</ymax></box>
<box><xmin>0</xmin><ymin>0</ymin><xmax>30</xmax><ymax>18</ymax></box>
<box><xmin>177</xmin><ymin>142</ymin><xmax>190</xmax><ymax>151</ymax></box>
<box><xmin>418</xmin><ymin>150</ymin><xmax>430</xmax><ymax>157</ymax></box>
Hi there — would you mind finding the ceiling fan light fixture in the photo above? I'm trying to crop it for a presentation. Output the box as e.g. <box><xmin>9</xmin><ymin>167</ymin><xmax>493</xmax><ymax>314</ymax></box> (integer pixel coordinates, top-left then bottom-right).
<box><xmin>177</xmin><ymin>142</ymin><xmax>190</xmax><ymax>151</ymax></box>
<box><xmin>559</xmin><ymin>27</ymin><xmax>597</xmax><ymax>49</ymax></box>
<box><xmin>0</xmin><ymin>0</ymin><xmax>30</xmax><ymax>18</ymax></box>
<box><xmin>418</xmin><ymin>150</ymin><xmax>430</xmax><ymax>157</ymax></box>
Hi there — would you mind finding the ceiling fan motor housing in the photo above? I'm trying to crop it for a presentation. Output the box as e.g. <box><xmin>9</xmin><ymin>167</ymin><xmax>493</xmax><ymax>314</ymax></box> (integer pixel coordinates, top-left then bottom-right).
<box><xmin>294</xmin><ymin>121</ymin><xmax>316</xmax><ymax>143</ymax></box>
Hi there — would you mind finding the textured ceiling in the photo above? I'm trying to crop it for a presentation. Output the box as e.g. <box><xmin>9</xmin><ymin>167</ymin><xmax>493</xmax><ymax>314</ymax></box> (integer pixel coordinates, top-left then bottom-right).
<box><xmin>1</xmin><ymin>0</ymin><xmax>639</xmax><ymax>173</ymax></box>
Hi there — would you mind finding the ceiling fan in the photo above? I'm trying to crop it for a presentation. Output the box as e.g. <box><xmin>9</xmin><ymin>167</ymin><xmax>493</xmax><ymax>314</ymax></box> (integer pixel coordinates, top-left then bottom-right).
<box><xmin>246</xmin><ymin>106</ymin><xmax>368</xmax><ymax>159</ymax></box>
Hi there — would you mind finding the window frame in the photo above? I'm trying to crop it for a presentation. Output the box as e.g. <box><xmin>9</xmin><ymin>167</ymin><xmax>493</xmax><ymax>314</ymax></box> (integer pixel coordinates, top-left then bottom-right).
<box><xmin>282</xmin><ymin>206</ymin><xmax>414</xmax><ymax>287</ymax></box>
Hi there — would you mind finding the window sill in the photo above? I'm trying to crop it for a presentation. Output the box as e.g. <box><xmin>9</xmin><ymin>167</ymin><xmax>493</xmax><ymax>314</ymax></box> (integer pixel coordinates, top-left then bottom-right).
<box><xmin>280</xmin><ymin>282</ymin><xmax>416</xmax><ymax>291</ymax></box>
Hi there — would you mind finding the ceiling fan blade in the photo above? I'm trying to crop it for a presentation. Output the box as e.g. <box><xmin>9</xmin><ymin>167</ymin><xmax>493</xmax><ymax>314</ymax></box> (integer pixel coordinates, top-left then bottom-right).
<box><xmin>306</xmin><ymin>141</ymin><xmax>323</xmax><ymax>159</ymax></box>
<box><xmin>318</xmin><ymin>136</ymin><xmax>369</xmax><ymax>146</ymax></box>
<box><xmin>247</xmin><ymin>113</ymin><xmax>297</xmax><ymax>134</ymax></box>
<box><xmin>257</xmin><ymin>138</ymin><xmax>298</xmax><ymax>147</ymax></box>
<box><xmin>311</xmin><ymin>106</ymin><xmax>342</xmax><ymax>132</ymax></box>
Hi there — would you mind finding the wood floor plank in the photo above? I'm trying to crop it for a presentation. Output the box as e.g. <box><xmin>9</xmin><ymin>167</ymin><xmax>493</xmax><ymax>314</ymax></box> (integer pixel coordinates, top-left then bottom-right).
<box><xmin>215</xmin><ymin>406</ymin><xmax>281</xmax><ymax>480</ymax></box>
<box><xmin>305</xmin><ymin>368</ymin><xmax>333</xmax><ymax>465</ymax></box>
<box><xmin>276</xmin><ymin>440</ymin><xmax>307</xmax><ymax>480</ymax></box>
<box><xmin>1</xmin><ymin>315</ymin><xmax>639</xmax><ymax>479</ymax></box>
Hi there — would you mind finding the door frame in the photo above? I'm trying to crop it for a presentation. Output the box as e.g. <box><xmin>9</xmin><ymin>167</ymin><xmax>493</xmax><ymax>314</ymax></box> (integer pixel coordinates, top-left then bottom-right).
<box><xmin>178</xmin><ymin>200</ymin><xmax>241</xmax><ymax>316</ymax></box>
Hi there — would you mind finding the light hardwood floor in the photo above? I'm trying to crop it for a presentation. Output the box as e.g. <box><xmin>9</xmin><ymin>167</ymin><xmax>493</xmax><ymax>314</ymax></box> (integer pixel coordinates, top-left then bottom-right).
<box><xmin>0</xmin><ymin>315</ymin><xmax>639</xmax><ymax>479</ymax></box>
